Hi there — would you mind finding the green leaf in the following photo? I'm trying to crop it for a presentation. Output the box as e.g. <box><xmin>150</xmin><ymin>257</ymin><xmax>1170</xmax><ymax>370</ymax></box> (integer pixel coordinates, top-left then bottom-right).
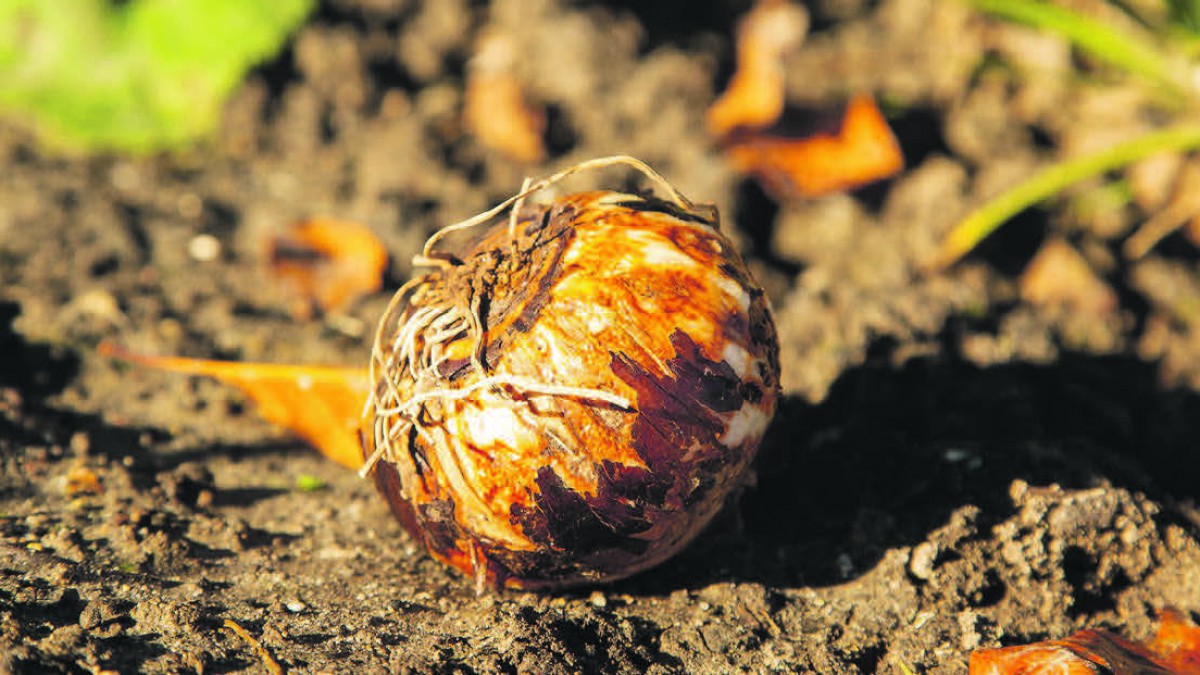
<box><xmin>0</xmin><ymin>0</ymin><xmax>314</xmax><ymax>154</ymax></box>
<box><xmin>1168</xmin><ymin>0</ymin><xmax>1200</xmax><ymax>34</ymax></box>
<box><xmin>931</xmin><ymin>124</ymin><xmax>1200</xmax><ymax>269</ymax></box>
<box><xmin>960</xmin><ymin>0</ymin><xmax>1195</xmax><ymax>99</ymax></box>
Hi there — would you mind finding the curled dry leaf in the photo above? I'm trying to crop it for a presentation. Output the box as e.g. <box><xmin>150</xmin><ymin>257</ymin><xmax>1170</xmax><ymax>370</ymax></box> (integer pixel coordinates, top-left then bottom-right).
<box><xmin>970</xmin><ymin>608</ymin><xmax>1200</xmax><ymax>674</ymax></box>
<box><xmin>464</xmin><ymin>31</ymin><xmax>546</xmax><ymax>164</ymax></box>
<box><xmin>970</xmin><ymin>629</ymin><xmax>1170</xmax><ymax>674</ymax></box>
<box><xmin>705</xmin><ymin>0</ymin><xmax>809</xmax><ymax>138</ymax></box>
<box><xmin>267</xmin><ymin>218</ymin><xmax>389</xmax><ymax>319</ymax></box>
<box><xmin>1149</xmin><ymin>608</ymin><xmax>1200</xmax><ymax>674</ymax></box>
<box><xmin>722</xmin><ymin>95</ymin><xmax>905</xmax><ymax>199</ymax></box>
<box><xmin>1019</xmin><ymin>238</ymin><xmax>1117</xmax><ymax>317</ymax></box>
<box><xmin>706</xmin><ymin>0</ymin><xmax>901</xmax><ymax>198</ymax></box>
<box><xmin>99</xmin><ymin>343</ymin><xmax>369</xmax><ymax>471</ymax></box>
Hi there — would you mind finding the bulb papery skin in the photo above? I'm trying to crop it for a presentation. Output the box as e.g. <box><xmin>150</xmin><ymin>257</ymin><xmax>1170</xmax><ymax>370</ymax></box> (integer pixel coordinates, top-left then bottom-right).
<box><xmin>367</xmin><ymin>188</ymin><xmax>780</xmax><ymax>590</ymax></box>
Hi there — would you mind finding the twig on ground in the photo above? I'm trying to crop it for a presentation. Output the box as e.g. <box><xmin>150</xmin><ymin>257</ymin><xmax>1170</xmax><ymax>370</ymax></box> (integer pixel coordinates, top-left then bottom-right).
<box><xmin>222</xmin><ymin>619</ymin><xmax>284</xmax><ymax>675</ymax></box>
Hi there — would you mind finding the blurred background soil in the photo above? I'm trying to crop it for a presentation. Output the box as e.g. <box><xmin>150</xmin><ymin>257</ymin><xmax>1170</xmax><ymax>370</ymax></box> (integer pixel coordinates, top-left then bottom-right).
<box><xmin>2</xmin><ymin>0</ymin><xmax>1200</xmax><ymax>672</ymax></box>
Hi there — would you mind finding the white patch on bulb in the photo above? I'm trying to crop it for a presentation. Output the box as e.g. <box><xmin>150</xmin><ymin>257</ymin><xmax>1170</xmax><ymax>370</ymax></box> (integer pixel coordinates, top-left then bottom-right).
<box><xmin>721</xmin><ymin>342</ymin><xmax>751</xmax><ymax>377</ymax></box>
<box><xmin>714</xmin><ymin>274</ymin><xmax>750</xmax><ymax>312</ymax></box>
<box><xmin>461</xmin><ymin>405</ymin><xmax>526</xmax><ymax>450</ymax></box>
<box><xmin>628</xmin><ymin>231</ymin><xmax>700</xmax><ymax>268</ymax></box>
<box><xmin>720</xmin><ymin>402</ymin><xmax>770</xmax><ymax>448</ymax></box>
<box><xmin>580</xmin><ymin>305</ymin><xmax>609</xmax><ymax>335</ymax></box>
<box><xmin>536</xmin><ymin>322</ymin><xmax>582</xmax><ymax>373</ymax></box>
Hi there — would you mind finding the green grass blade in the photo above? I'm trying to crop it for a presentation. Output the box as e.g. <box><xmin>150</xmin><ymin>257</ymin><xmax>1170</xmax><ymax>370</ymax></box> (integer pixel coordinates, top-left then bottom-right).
<box><xmin>1168</xmin><ymin>0</ymin><xmax>1200</xmax><ymax>34</ymax></box>
<box><xmin>931</xmin><ymin>124</ymin><xmax>1200</xmax><ymax>270</ymax></box>
<box><xmin>961</xmin><ymin>0</ymin><xmax>1193</xmax><ymax>98</ymax></box>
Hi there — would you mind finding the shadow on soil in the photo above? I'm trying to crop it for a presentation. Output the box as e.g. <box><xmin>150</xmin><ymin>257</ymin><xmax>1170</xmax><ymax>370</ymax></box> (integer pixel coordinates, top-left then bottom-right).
<box><xmin>0</xmin><ymin>301</ymin><xmax>79</xmax><ymax>399</ymax></box>
<box><xmin>627</xmin><ymin>335</ymin><xmax>1200</xmax><ymax>593</ymax></box>
<box><xmin>7</xmin><ymin>299</ymin><xmax>1199</xmax><ymax>596</ymax></box>
<box><xmin>0</xmin><ymin>301</ymin><xmax>310</xmax><ymax>509</ymax></box>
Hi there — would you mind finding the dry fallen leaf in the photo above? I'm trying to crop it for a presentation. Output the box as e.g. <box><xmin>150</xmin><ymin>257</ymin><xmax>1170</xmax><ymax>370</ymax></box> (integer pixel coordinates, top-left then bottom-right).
<box><xmin>722</xmin><ymin>95</ymin><xmax>904</xmax><ymax>199</ymax></box>
<box><xmin>969</xmin><ymin>609</ymin><xmax>1200</xmax><ymax>674</ymax></box>
<box><xmin>268</xmin><ymin>218</ymin><xmax>389</xmax><ymax>320</ymax></box>
<box><xmin>65</xmin><ymin>466</ymin><xmax>103</xmax><ymax>497</ymax></box>
<box><xmin>464</xmin><ymin>31</ymin><xmax>546</xmax><ymax>164</ymax></box>
<box><xmin>706</xmin><ymin>0</ymin><xmax>901</xmax><ymax>200</ymax></box>
<box><xmin>1019</xmin><ymin>238</ymin><xmax>1117</xmax><ymax>317</ymax></box>
<box><xmin>969</xmin><ymin>629</ymin><xmax>1171</xmax><ymax>674</ymax></box>
<box><xmin>706</xmin><ymin>0</ymin><xmax>808</xmax><ymax>138</ymax></box>
<box><xmin>100</xmin><ymin>343</ymin><xmax>369</xmax><ymax>470</ymax></box>
<box><xmin>1149</xmin><ymin>609</ymin><xmax>1200</xmax><ymax>674</ymax></box>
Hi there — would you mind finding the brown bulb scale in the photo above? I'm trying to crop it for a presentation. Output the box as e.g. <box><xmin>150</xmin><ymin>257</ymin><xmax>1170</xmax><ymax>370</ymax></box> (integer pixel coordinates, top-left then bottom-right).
<box><xmin>364</xmin><ymin>157</ymin><xmax>780</xmax><ymax>591</ymax></box>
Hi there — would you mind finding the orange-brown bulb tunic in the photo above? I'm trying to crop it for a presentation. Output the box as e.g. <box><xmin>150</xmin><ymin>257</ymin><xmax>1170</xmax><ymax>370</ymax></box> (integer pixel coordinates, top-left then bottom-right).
<box><xmin>366</xmin><ymin>188</ymin><xmax>779</xmax><ymax>590</ymax></box>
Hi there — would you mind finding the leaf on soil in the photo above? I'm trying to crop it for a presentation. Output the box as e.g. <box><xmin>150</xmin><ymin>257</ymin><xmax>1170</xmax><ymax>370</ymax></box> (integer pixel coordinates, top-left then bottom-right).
<box><xmin>969</xmin><ymin>608</ymin><xmax>1200</xmax><ymax>674</ymax></box>
<box><xmin>1019</xmin><ymin>238</ymin><xmax>1117</xmax><ymax>317</ymax></box>
<box><xmin>0</xmin><ymin>0</ymin><xmax>315</xmax><ymax>154</ymax></box>
<box><xmin>969</xmin><ymin>630</ymin><xmax>1170</xmax><ymax>674</ymax></box>
<box><xmin>99</xmin><ymin>343</ymin><xmax>370</xmax><ymax>470</ymax></box>
<box><xmin>464</xmin><ymin>31</ymin><xmax>546</xmax><ymax>164</ymax></box>
<box><xmin>706</xmin><ymin>0</ymin><xmax>901</xmax><ymax>199</ymax></box>
<box><xmin>267</xmin><ymin>217</ymin><xmax>389</xmax><ymax>320</ymax></box>
<box><xmin>65</xmin><ymin>466</ymin><xmax>103</xmax><ymax>497</ymax></box>
<box><xmin>1148</xmin><ymin>608</ymin><xmax>1200</xmax><ymax>674</ymax></box>
<box><xmin>721</xmin><ymin>95</ymin><xmax>904</xmax><ymax>199</ymax></box>
<box><xmin>705</xmin><ymin>0</ymin><xmax>808</xmax><ymax>138</ymax></box>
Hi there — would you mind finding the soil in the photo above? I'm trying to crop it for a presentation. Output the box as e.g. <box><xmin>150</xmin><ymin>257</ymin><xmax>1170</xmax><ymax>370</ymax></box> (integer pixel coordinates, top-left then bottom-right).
<box><xmin>3</xmin><ymin>0</ymin><xmax>1200</xmax><ymax>673</ymax></box>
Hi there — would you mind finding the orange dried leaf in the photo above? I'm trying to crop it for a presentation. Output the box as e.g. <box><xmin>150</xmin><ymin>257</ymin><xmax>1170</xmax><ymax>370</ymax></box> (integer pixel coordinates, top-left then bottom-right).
<box><xmin>100</xmin><ymin>343</ymin><xmax>369</xmax><ymax>470</ymax></box>
<box><xmin>723</xmin><ymin>95</ymin><xmax>904</xmax><ymax>199</ymax></box>
<box><xmin>65</xmin><ymin>466</ymin><xmax>103</xmax><ymax>497</ymax></box>
<box><xmin>1148</xmin><ymin>608</ymin><xmax>1200</xmax><ymax>674</ymax></box>
<box><xmin>268</xmin><ymin>218</ymin><xmax>388</xmax><ymax>320</ymax></box>
<box><xmin>1019</xmin><ymin>239</ymin><xmax>1116</xmax><ymax>317</ymax></box>
<box><xmin>465</xmin><ymin>32</ymin><xmax>546</xmax><ymax>164</ymax></box>
<box><xmin>970</xmin><ymin>629</ymin><xmax>1171</xmax><ymax>674</ymax></box>
<box><xmin>970</xmin><ymin>609</ymin><xmax>1200</xmax><ymax>674</ymax></box>
<box><xmin>706</xmin><ymin>0</ymin><xmax>808</xmax><ymax>138</ymax></box>
<box><xmin>969</xmin><ymin>640</ymin><xmax>1116</xmax><ymax>674</ymax></box>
